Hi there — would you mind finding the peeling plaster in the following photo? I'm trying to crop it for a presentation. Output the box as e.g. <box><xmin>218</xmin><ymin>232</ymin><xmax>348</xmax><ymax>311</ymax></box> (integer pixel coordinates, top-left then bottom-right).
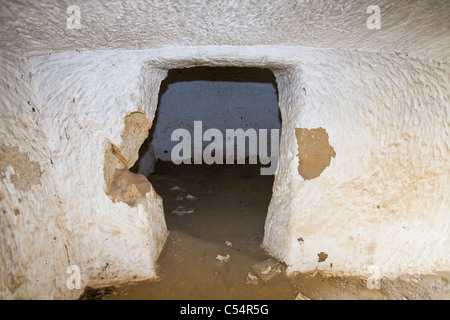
<box><xmin>0</xmin><ymin>145</ymin><xmax>41</xmax><ymax>192</ymax></box>
<box><xmin>295</xmin><ymin>127</ymin><xmax>336</xmax><ymax>180</ymax></box>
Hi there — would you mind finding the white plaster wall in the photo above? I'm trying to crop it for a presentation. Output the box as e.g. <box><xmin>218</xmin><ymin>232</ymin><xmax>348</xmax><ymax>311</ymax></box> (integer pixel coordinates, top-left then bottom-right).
<box><xmin>150</xmin><ymin>77</ymin><xmax>280</xmax><ymax>162</ymax></box>
<box><xmin>0</xmin><ymin>52</ymin><xmax>76</xmax><ymax>299</ymax></box>
<box><xmin>0</xmin><ymin>50</ymin><xmax>169</xmax><ymax>299</ymax></box>
<box><xmin>1</xmin><ymin>45</ymin><xmax>449</xmax><ymax>299</ymax></box>
<box><xmin>264</xmin><ymin>50</ymin><xmax>450</xmax><ymax>277</ymax></box>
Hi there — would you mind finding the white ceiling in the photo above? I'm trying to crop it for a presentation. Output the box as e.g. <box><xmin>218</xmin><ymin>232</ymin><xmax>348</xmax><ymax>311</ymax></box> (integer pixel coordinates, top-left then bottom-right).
<box><xmin>0</xmin><ymin>0</ymin><xmax>449</xmax><ymax>62</ymax></box>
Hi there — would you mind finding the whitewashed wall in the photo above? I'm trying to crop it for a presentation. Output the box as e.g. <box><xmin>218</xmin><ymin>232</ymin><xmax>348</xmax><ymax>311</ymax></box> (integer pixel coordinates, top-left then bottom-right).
<box><xmin>264</xmin><ymin>50</ymin><xmax>450</xmax><ymax>278</ymax></box>
<box><xmin>0</xmin><ymin>53</ymin><xmax>74</xmax><ymax>299</ymax></box>
<box><xmin>0</xmin><ymin>50</ymin><xmax>169</xmax><ymax>299</ymax></box>
<box><xmin>1</xmin><ymin>47</ymin><xmax>448</xmax><ymax>300</ymax></box>
<box><xmin>0</xmin><ymin>0</ymin><xmax>449</xmax><ymax>300</ymax></box>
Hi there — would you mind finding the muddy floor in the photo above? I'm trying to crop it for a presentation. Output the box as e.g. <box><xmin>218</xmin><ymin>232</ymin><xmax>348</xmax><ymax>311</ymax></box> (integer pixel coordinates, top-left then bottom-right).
<box><xmin>81</xmin><ymin>162</ymin><xmax>450</xmax><ymax>300</ymax></box>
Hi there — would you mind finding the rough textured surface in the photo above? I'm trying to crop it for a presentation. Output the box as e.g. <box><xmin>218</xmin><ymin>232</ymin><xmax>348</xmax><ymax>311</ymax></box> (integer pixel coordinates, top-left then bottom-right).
<box><xmin>0</xmin><ymin>49</ymin><xmax>169</xmax><ymax>299</ymax></box>
<box><xmin>108</xmin><ymin>169</ymin><xmax>152</xmax><ymax>207</ymax></box>
<box><xmin>0</xmin><ymin>145</ymin><xmax>41</xmax><ymax>192</ymax></box>
<box><xmin>0</xmin><ymin>0</ymin><xmax>449</xmax><ymax>62</ymax></box>
<box><xmin>265</xmin><ymin>48</ymin><xmax>450</xmax><ymax>278</ymax></box>
<box><xmin>0</xmin><ymin>52</ymin><xmax>75</xmax><ymax>299</ymax></box>
<box><xmin>104</xmin><ymin>110</ymin><xmax>151</xmax><ymax>194</ymax></box>
<box><xmin>0</xmin><ymin>0</ymin><xmax>449</xmax><ymax>300</ymax></box>
<box><xmin>295</xmin><ymin>127</ymin><xmax>336</xmax><ymax>180</ymax></box>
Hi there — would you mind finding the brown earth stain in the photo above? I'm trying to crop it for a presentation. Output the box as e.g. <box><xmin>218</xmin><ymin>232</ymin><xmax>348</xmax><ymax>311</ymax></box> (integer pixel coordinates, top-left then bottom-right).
<box><xmin>108</xmin><ymin>168</ymin><xmax>151</xmax><ymax>207</ymax></box>
<box><xmin>104</xmin><ymin>110</ymin><xmax>152</xmax><ymax>206</ymax></box>
<box><xmin>318</xmin><ymin>251</ymin><xmax>328</xmax><ymax>262</ymax></box>
<box><xmin>0</xmin><ymin>145</ymin><xmax>41</xmax><ymax>192</ymax></box>
<box><xmin>295</xmin><ymin>127</ymin><xmax>336</xmax><ymax>180</ymax></box>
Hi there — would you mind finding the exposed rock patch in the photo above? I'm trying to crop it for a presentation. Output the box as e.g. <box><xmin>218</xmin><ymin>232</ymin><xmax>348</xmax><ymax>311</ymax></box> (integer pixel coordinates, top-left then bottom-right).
<box><xmin>0</xmin><ymin>145</ymin><xmax>41</xmax><ymax>192</ymax></box>
<box><xmin>295</xmin><ymin>127</ymin><xmax>336</xmax><ymax>180</ymax></box>
<box><xmin>108</xmin><ymin>168</ymin><xmax>151</xmax><ymax>207</ymax></box>
<box><xmin>104</xmin><ymin>111</ymin><xmax>152</xmax><ymax>206</ymax></box>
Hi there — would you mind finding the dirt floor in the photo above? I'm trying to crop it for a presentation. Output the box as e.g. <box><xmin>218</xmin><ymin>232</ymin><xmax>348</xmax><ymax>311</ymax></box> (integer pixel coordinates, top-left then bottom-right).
<box><xmin>80</xmin><ymin>162</ymin><xmax>450</xmax><ymax>300</ymax></box>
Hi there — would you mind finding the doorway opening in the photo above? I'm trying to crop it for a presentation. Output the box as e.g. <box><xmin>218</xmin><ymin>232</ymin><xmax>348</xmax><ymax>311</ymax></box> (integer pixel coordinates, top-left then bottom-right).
<box><xmin>128</xmin><ymin>66</ymin><xmax>283</xmax><ymax>298</ymax></box>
